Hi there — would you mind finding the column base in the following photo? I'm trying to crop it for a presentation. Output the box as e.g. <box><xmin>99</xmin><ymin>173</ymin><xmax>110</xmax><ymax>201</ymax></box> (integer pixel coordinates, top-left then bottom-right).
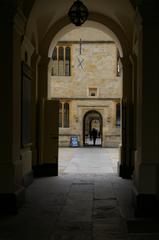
<box><xmin>118</xmin><ymin>162</ymin><xmax>133</xmax><ymax>179</ymax></box>
<box><xmin>33</xmin><ymin>163</ymin><xmax>58</xmax><ymax>177</ymax></box>
<box><xmin>22</xmin><ymin>171</ymin><xmax>34</xmax><ymax>187</ymax></box>
<box><xmin>0</xmin><ymin>187</ymin><xmax>25</xmax><ymax>214</ymax></box>
<box><xmin>132</xmin><ymin>186</ymin><xmax>159</xmax><ymax>217</ymax></box>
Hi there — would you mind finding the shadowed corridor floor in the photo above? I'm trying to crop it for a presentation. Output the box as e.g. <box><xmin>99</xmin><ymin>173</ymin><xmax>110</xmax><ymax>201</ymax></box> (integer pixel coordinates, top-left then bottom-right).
<box><xmin>0</xmin><ymin>148</ymin><xmax>159</xmax><ymax>240</ymax></box>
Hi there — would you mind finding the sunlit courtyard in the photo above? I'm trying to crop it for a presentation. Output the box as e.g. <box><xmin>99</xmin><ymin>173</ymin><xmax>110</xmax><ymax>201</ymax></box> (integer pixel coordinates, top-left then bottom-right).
<box><xmin>59</xmin><ymin>147</ymin><xmax>119</xmax><ymax>175</ymax></box>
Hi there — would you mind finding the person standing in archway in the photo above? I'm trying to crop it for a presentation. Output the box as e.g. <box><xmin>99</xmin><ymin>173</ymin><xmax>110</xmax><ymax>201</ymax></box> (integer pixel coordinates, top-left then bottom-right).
<box><xmin>92</xmin><ymin>128</ymin><xmax>98</xmax><ymax>146</ymax></box>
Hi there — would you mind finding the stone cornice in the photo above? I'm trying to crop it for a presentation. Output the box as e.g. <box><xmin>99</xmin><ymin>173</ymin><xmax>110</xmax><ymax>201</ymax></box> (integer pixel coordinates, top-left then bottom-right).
<box><xmin>51</xmin><ymin>97</ymin><xmax>121</xmax><ymax>101</ymax></box>
<box><xmin>58</xmin><ymin>41</ymin><xmax>115</xmax><ymax>45</ymax></box>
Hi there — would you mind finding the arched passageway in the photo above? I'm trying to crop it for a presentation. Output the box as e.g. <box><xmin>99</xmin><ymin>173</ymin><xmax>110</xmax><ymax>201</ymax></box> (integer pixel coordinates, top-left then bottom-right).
<box><xmin>35</xmin><ymin>10</ymin><xmax>133</xmax><ymax>179</ymax></box>
<box><xmin>48</xmin><ymin>26</ymin><xmax>122</xmax><ymax>150</ymax></box>
<box><xmin>1</xmin><ymin>0</ymin><xmax>159</xmax><ymax>218</ymax></box>
<box><xmin>83</xmin><ymin>110</ymin><xmax>103</xmax><ymax>146</ymax></box>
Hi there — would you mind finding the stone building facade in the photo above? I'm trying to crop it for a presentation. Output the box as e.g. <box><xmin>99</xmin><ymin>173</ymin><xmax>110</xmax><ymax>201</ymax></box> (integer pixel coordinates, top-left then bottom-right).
<box><xmin>48</xmin><ymin>28</ymin><xmax>122</xmax><ymax>147</ymax></box>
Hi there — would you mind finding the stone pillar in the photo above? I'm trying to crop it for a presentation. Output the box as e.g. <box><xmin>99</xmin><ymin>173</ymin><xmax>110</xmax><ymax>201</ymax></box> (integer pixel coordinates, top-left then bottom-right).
<box><xmin>20</xmin><ymin>36</ymin><xmax>34</xmax><ymax>187</ymax></box>
<box><xmin>133</xmin><ymin>3</ymin><xmax>159</xmax><ymax>216</ymax></box>
<box><xmin>31</xmin><ymin>53</ymin><xmax>41</xmax><ymax>167</ymax></box>
<box><xmin>0</xmin><ymin>4</ymin><xmax>26</xmax><ymax>213</ymax></box>
<box><xmin>33</xmin><ymin>56</ymin><xmax>51</xmax><ymax>176</ymax></box>
<box><xmin>119</xmin><ymin>57</ymin><xmax>133</xmax><ymax>178</ymax></box>
<box><xmin>47</xmin><ymin>58</ymin><xmax>53</xmax><ymax>99</ymax></box>
<box><xmin>130</xmin><ymin>54</ymin><xmax>138</xmax><ymax>171</ymax></box>
<box><xmin>38</xmin><ymin>56</ymin><xmax>50</xmax><ymax>99</ymax></box>
<box><xmin>39</xmin><ymin>56</ymin><xmax>50</xmax><ymax>164</ymax></box>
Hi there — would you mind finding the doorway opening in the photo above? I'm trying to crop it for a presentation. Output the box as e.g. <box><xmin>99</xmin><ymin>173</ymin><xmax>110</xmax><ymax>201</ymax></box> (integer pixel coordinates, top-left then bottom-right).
<box><xmin>47</xmin><ymin>25</ymin><xmax>123</xmax><ymax>175</ymax></box>
<box><xmin>83</xmin><ymin>110</ymin><xmax>102</xmax><ymax>146</ymax></box>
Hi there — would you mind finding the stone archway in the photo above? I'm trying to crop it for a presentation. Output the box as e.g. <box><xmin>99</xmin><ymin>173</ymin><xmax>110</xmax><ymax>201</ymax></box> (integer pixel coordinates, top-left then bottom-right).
<box><xmin>3</xmin><ymin>0</ymin><xmax>159</xmax><ymax>217</ymax></box>
<box><xmin>24</xmin><ymin>6</ymin><xmax>133</xmax><ymax>178</ymax></box>
<box><xmin>38</xmin><ymin>15</ymin><xmax>132</xmax><ymax>178</ymax></box>
<box><xmin>83</xmin><ymin>110</ymin><xmax>103</xmax><ymax>147</ymax></box>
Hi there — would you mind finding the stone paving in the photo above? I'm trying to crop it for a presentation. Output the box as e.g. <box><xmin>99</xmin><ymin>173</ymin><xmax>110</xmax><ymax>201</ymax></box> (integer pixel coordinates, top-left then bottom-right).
<box><xmin>0</xmin><ymin>148</ymin><xmax>158</xmax><ymax>240</ymax></box>
<box><xmin>58</xmin><ymin>147</ymin><xmax>119</xmax><ymax>174</ymax></box>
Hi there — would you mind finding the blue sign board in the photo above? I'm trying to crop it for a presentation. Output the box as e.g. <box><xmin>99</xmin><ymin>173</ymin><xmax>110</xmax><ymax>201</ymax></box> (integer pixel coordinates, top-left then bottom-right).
<box><xmin>70</xmin><ymin>136</ymin><xmax>79</xmax><ymax>147</ymax></box>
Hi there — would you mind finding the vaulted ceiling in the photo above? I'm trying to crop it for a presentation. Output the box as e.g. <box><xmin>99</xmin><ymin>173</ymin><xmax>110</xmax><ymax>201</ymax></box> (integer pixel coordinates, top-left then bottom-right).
<box><xmin>22</xmin><ymin>0</ymin><xmax>135</xmax><ymax>47</ymax></box>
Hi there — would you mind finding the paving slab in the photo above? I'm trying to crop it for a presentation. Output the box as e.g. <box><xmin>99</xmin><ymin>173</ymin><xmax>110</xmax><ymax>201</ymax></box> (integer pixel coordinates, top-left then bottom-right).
<box><xmin>1</xmin><ymin>148</ymin><xmax>156</xmax><ymax>240</ymax></box>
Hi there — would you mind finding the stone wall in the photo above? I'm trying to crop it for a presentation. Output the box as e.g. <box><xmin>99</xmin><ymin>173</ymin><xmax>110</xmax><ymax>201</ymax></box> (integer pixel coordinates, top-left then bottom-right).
<box><xmin>58</xmin><ymin>99</ymin><xmax>121</xmax><ymax>147</ymax></box>
<box><xmin>49</xmin><ymin>42</ymin><xmax>121</xmax><ymax>99</ymax></box>
<box><xmin>48</xmin><ymin>28</ymin><xmax>122</xmax><ymax>147</ymax></box>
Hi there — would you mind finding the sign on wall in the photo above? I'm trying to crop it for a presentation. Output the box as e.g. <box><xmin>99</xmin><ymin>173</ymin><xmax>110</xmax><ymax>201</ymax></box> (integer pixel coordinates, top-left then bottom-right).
<box><xmin>70</xmin><ymin>136</ymin><xmax>79</xmax><ymax>147</ymax></box>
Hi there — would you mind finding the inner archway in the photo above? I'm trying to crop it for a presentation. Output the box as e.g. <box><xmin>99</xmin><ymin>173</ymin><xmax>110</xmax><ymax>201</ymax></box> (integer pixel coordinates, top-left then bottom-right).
<box><xmin>5</xmin><ymin>0</ymin><xmax>133</xmax><ymax>182</ymax></box>
<box><xmin>48</xmin><ymin>26</ymin><xmax>122</xmax><ymax>149</ymax></box>
<box><xmin>29</xmin><ymin>11</ymin><xmax>132</xmax><ymax>177</ymax></box>
<box><xmin>47</xmin><ymin>26</ymin><xmax>123</xmax><ymax>175</ymax></box>
<box><xmin>83</xmin><ymin>110</ymin><xmax>102</xmax><ymax>146</ymax></box>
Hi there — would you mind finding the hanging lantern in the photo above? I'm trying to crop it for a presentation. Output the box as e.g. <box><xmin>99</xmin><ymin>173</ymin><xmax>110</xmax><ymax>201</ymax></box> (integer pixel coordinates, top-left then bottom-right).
<box><xmin>68</xmin><ymin>0</ymin><xmax>89</xmax><ymax>26</ymax></box>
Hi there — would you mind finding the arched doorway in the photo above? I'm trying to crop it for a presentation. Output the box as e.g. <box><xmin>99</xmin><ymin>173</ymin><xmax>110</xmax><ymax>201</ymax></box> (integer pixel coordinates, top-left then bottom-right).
<box><xmin>25</xmin><ymin>6</ymin><xmax>133</xmax><ymax>178</ymax></box>
<box><xmin>83</xmin><ymin>110</ymin><xmax>103</xmax><ymax>146</ymax></box>
<box><xmin>3</xmin><ymin>0</ymin><xmax>159</xmax><ymax>218</ymax></box>
<box><xmin>46</xmin><ymin>25</ymin><xmax>123</xmax><ymax>176</ymax></box>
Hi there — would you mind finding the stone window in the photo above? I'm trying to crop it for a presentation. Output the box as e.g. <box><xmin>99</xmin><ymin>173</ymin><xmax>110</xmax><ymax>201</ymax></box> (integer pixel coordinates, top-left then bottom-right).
<box><xmin>52</xmin><ymin>46</ymin><xmax>71</xmax><ymax>76</ymax></box>
<box><xmin>59</xmin><ymin>102</ymin><xmax>62</xmax><ymax>127</ymax></box>
<box><xmin>116</xmin><ymin>50</ymin><xmax>121</xmax><ymax>77</ymax></box>
<box><xmin>116</xmin><ymin>102</ymin><xmax>121</xmax><ymax>127</ymax></box>
<box><xmin>89</xmin><ymin>88</ymin><xmax>97</xmax><ymax>97</ymax></box>
<box><xmin>64</xmin><ymin>103</ymin><xmax>69</xmax><ymax>128</ymax></box>
<box><xmin>59</xmin><ymin>47</ymin><xmax>64</xmax><ymax>75</ymax></box>
<box><xmin>59</xmin><ymin>102</ymin><xmax>69</xmax><ymax>128</ymax></box>
<box><xmin>65</xmin><ymin>47</ymin><xmax>71</xmax><ymax>76</ymax></box>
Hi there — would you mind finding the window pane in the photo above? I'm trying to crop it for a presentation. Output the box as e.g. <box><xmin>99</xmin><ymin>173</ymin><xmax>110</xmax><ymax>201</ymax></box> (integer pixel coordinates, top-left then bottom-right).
<box><xmin>52</xmin><ymin>47</ymin><xmax>58</xmax><ymax>75</ymax></box>
<box><xmin>52</xmin><ymin>47</ymin><xmax>57</xmax><ymax>60</ymax></box>
<box><xmin>64</xmin><ymin>103</ymin><xmax>69</xmax><ymax>128</ymax></box>
<box><xmin>65</xmin><ymin>47</ymin><xmax>71</xmax><ymax>76</ymax></box>
<box><xmin>58</xmin><ymin>47</ymin><xmax>64</xmax><ymax>75</ymax></box>
<box><xmin>65</xmin><ymin>60</ymin><xmax>70</xmax><ymax>76</ymax></box>
<box><xmin>59</xmin><ymin>103</ymin><xmax>62</xmax><ymax>127</ymax></box>
<box><xmin>116</xmin><ymin>103</ymin><xmax>120</xmax><ymax>127</ymax></box>
<box><xmin>89</xmin><ymin>88</ymin><xmax>97</xmax><ymax>97</ymax></box>
<box><xmin>65</xmin><ymin>47</ymin><xmax>70</xmax><ymax>60</ymax></box>
<box><xmin>59</xmin><ymin>47</ymin><xmax>64</xmax><ymax>60</ymax></box>
<box><xmin>116</xmin><ymin>50</ymin><xmax>121</xmax><ymax>77</ymax></box>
